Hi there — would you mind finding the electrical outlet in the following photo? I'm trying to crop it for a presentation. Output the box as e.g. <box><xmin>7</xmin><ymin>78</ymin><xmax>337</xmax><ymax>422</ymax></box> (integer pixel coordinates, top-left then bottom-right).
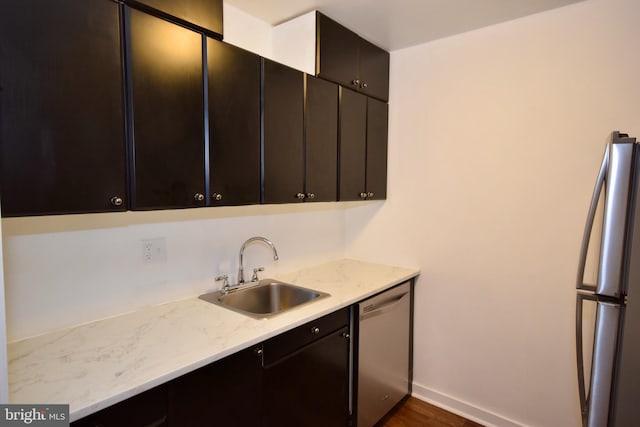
<box><xmin>142</xmin><ymin>238</ymin><xmax>167</xmax><ymax>264</ymax></box>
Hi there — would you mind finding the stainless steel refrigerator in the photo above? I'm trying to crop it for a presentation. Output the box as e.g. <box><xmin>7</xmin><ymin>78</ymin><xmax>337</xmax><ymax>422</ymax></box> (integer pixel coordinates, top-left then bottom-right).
<box><xmin>576</xmin><ymin>131</ymin><xmax>640</xmax><ymax>427</ymax></box>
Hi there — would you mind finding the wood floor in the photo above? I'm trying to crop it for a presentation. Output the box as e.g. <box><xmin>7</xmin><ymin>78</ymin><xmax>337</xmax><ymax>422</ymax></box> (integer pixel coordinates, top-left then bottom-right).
<box><xmin>380</xmin><ymin>397</ymin><xmax>484</xmax><ymax>427</ymax></box>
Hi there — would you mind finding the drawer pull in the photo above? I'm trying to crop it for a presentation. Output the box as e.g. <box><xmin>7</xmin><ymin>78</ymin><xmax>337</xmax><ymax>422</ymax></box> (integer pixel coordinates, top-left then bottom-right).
<box><xmin>311</xmin><ymin>327</ymin><xmax>320</xmax><ymax>334</ymax></box>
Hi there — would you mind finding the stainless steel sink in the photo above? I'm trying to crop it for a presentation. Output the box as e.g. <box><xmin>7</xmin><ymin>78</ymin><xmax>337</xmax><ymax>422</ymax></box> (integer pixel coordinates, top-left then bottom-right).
<box><xmin>199</xmin><ymin>279</ymin><xmax>330</xmax><ymax>318</ymax></box>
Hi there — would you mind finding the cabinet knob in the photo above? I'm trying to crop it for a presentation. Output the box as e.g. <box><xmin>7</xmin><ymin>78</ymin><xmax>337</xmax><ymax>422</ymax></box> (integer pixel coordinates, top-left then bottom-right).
<box><xmin>359</xmin><ymin>192</ymin><xmax>367</xmax><ymax>199</ymax></box>
<box><xmin>306</xmin><ymin>193</ymin><xmax>315</xmax><ymax>200</ymax></box>
<box><xmin>342</xmin><ymin>332</ymin><xmax>350</xmax><ymax>339</ymax></box>
<box><xmin>361</xmin><ymin>82</ymin><xmax>368</xmax><ymax>89</ymax></box>
<box><xmin>194</xmin><ymin>193</ymin><xmax>205</xmax><ymax>202</ymax></box>
<box><xmin>255</xmin><ymin>348</ymin><xmax>263</xmax><ymax>357</ymax></box>
<box><xmin>296</xmin><ymin>193</ymin><xmax>306</xmax><ymax>200</ymax></box>
<box><xmin>110</xmin><ymin>196</ymin><xmax>123</xmax><ymax>207</ymax></box>
<box><xmin>311</xmin><ymin>326</ymin><xmax>320</xmax><ymax>334</ymax></box>
<box><xmin>352</xmin><ymin>79</ymin><xmax>360</xmax><ymax>87</ymax></box>
<box><xmin>367</xmin><ymin>192</ymin><xmax>374</xmax><ymax>198</ymax></box>
<box><xmin>212</xmin><ymin>192</ymin><xmax>223</xmax><ymax>201</ymax></box>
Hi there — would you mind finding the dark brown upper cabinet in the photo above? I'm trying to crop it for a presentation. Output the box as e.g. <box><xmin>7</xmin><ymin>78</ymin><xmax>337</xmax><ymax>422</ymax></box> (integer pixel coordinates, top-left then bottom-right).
<box><xmin>365</xmin><ymin>96</ymin><xmax>389</xmax><ymax>200</ymax></box>
<box><xmin>316</xmin><ymin>12</ymin><xmax>390</xmax><ymax>102</ymax></box>
<box><xmin>262</xmin><ymin>67</ymin><xmax>338</xmax><ymax>205</ymax></box>
<box><xmin>0</xmin><ymin>0</ymin><xmax>127</xmax><ymax>216</ymax></box>
<box><xmin>126</xmin><ymin>8</ymin><xmax>206</xmax><ymax>210</ymax></box>
<box><xmin>125</xmin><ymin>0</ymin><xmax>223</xmax><ymax>38</ymax></box>
<box><xmin>262</xmin><ymin>59</ymin><xmax>305</xmax><ymax>204</ymax></box>
<box><xmin>208</xmin><ymin>40</ymin><xmax>261</xmax><ymax>206</ymax></box>
<box><xmin>305</xmin><ymin>76</ymin><xmax>339</xmax><ymax>202</ymax></box>
<box><xmin>339</xmin><ymin>88</ymin><xmax>388</xmax><ymax>201</ymax></box>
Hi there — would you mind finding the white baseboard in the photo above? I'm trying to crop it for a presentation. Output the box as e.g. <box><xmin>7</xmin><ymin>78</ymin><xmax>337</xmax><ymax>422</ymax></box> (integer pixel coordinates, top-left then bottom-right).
<box><xmin>412</xmin><ymin>382</ymin><xmax>524</xmax><ymax>427</ymax></box>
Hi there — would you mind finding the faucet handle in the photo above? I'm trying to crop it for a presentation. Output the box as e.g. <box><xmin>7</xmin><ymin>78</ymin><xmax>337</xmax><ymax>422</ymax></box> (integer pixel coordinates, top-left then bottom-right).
<box><xmin>215</xmin><ymin>275</ymin><xmax>230</xmax><ymax>291</ymax></box>
<box><xmin>251</xmin><ymin>267</ymin><xmax>265</xmax><ymax>282</ymax></box>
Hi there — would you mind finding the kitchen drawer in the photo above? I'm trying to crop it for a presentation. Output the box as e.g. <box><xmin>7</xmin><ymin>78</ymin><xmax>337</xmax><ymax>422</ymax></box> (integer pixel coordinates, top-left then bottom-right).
<box><xmin>263</xmin><ymin>307</ymin><xmax>349</xmax><ymax>365</ymax></box>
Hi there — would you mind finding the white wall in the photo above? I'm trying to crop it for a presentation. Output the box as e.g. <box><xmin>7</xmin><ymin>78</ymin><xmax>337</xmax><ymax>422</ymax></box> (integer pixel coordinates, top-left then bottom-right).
<box><xmin>223</xmin><ymin>2</ymin><xmax>273</xmax><ymax>58</ymax></box>
<box><xmin>272</xmin><ymin>11</ymin><xmax>316</xmax><ymax>74</ymax></box>
<box><xmin>345</xmin><ymin>0</ymin><xmax>640</xmax><ymax>425</ymax></box>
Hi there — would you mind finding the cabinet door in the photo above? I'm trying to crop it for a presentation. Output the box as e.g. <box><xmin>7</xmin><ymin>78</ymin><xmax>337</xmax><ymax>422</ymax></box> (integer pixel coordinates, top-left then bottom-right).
<box><xmin>208</xmin><ymin>40</ymin><xmax>261</xmax><ymax>206</ymax></box>
<box><xmin>365</xmin><ymin>97</ymin><xmax>388</xmax><ymax>200</ymax></box>
<box><xmin>168</xmin><ymin>345</ymin><xmax>263</xmax><ymax>427</ymax></box>
<box><xmin>0</xmin><ymin>0</ymin><xmax>126</xmax><ymax>216</ymax></box>
<box><xmin>316</xmin><ymin>13</ymin><xmax>360</xmax><ymax>92</ymax></box>
<box><xmin>305</xmin><ymin>76</ymin><xmax>338</xmax><ymax>202</ymax></box>
<box><xmin>358</xmin><ymin>39</ymin><xmax>390</xmax><ymax>102</ymax></box>
<box><xmin>264</xmin><ymin>327</ymin><xmax>350</xmax><ymax>427</ymax></box>
<box><xmin>338</xmin><ymin>88</ymin><xmax>367</xmax><ymax>201</ymax></box>
<box><xmin>130</xmin><ymin>0</ymin><xmax>223</xmax><ymax>36</ymax></box>
<box><xmin>71</xmin><ymin>384</ymin><xmax>167</xmax><ymax>427</ymax></box>
<box><xmin>262</xmin><ymin>59</ymin><xmax>304</xmax><ymax>204</ymax></box>
<box><xmin>127</xmin><ymin>8</ymin><xmax>206</xmax><ymax>209</ymax></box>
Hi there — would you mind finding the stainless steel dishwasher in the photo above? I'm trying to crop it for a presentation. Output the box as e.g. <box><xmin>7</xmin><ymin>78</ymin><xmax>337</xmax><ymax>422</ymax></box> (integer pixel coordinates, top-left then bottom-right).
<box><xmin>357</xmin><ymin>281</ymin><xmax>412</xmax><ymax>427</ymax></box>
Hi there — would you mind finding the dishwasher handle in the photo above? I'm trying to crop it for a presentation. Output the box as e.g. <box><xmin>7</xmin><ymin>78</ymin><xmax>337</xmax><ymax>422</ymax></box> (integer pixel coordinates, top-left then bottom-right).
<box><xmin>360</xmin><ymin>291</ymin><xmax>409</xmax><ymax>320</ymax></box>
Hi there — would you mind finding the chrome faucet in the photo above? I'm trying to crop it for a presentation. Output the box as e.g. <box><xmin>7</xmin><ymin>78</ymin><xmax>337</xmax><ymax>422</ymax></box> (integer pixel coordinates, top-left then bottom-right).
<box><xmin>238</xmin><ymin>237</ymin><xmax>279</xmax><ymax>284</ymax></box>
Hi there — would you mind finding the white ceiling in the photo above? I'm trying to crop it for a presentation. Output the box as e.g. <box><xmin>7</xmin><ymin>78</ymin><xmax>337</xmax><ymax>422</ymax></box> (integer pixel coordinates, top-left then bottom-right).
<box><xmin>225</xmin><ymin>0</ymin><xmax>584</xmax><ymax>51</ymax></box>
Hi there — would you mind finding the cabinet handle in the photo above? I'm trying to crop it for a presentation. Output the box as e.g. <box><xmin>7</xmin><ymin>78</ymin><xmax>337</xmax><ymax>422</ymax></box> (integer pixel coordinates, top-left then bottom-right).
<box><xmin>311</xmin><ymin>327</ymin><xmax>320</xmax><ymax>334</ymax></box>
<box><xmin>361</xmin><ymin>82</ymin><xmax>368</xmax><ymax>89</ymax></box>
<box><xmin>306</xmin><ymin>193</ymin><xmax>315</xmax><ymax>200</ymax></box>
<box><xmin>255</xmin><ymin>348</ymin><xmax>263</xmax><ymax>357</ymax></box>
<box><xmin>296</xmin><ymin>193</ymin><xmax>306</xmax><ymax>200</ymax></box>
<box><xmin>342</xmin><ymin>332</ymin><xmax>350</xmax><ymax>339</ymax></box>
<box><xmin>352</xmin><ymin>79</ymin><xmax>360</xmax><ymax>87</ymax></box>
<box><xmin>367</xmin><ymin>192</ymin><xmax>374</xmax><ymax>198</ymax></box>
<box><xmin>194</xmin><ymin>193</ymin><xmax>205</xmax><ymax>202</ymax></box>
<box><xmin>212</xmin><ymin>192</ymin><xmax>223</xmax><ymax>201</ymax></box>
<box><xmin>110</xmin><ymin>196</ymin><xmax>123</xmax><ymax>207</ymax></box>
<box><xmin>359</xmin><ymin>192</ymin><xmax>367</xmax><ymax>199</ymax></box>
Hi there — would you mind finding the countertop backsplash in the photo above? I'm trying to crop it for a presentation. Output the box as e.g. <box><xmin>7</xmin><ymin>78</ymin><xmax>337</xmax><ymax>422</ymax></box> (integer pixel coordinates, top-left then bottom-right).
<box><xmin>1</xmin><ymin>204</ymin><xmax>350</xmax><ymax>341</ymax></box>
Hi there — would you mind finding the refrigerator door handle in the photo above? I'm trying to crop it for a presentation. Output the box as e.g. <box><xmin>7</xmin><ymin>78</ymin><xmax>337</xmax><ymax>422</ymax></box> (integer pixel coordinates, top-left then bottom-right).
<box><xmin>577</xmin><ymin>296</ymin><xmax>621</xmax><ymax>427</ymax></box>
<box><xmin>576</xmin><ymin>293</ymin><xmax>594</xmax><ymax>427</ymax></box>
<box><xmin>577</xmin><ymin>146</ymin><xmax>609</xmax><ymax>292</ymax></box>
<box><xmin>597</xmin><ymin>141</ymin><xmax>635</xmax><ymax>297</ymax></box>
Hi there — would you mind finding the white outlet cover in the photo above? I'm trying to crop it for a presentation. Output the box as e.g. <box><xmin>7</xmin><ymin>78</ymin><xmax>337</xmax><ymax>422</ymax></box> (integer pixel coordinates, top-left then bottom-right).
<box><xmin>142</xmin><ymin>238</ymin><xmax>167</xmax><ymax>264</ymax></box>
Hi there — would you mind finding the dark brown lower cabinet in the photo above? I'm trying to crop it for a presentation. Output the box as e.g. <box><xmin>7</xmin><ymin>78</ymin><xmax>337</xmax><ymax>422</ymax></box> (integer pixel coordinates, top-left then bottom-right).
<box><xmin>71</xmin><ymin>309</ymin><xmax>350</xmax><ymax>426</ymax></box>
<box><xmin>263</xmin><ymin>326</ymin><xmax>350</xmax><ymax>427</ymax></box>
<box><xmin>168</xmin><ymin>345</ymin><xmax>264</xmax><ymax>427</ymax></box>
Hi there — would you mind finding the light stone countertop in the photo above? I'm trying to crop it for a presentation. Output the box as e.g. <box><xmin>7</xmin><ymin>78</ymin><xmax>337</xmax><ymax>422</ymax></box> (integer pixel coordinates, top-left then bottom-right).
<box><xmin>8</xmin><ymin>258</ymin><xmax>419</xmax><ymax>421</ymax></box>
